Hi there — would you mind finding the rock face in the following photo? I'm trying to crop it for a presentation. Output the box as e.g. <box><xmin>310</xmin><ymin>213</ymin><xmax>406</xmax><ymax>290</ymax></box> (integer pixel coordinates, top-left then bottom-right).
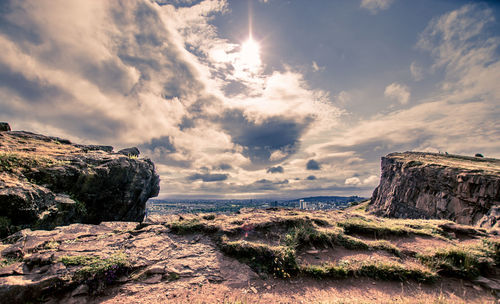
<box><xmin>368</xmin><ymin>152</ymin><xmax>500</xmax><ymax>228</ymax></box>
<box><xmin>0</xmin><ymin>127</ymin><xmax>160</xmax><ymax>237</ymax></box>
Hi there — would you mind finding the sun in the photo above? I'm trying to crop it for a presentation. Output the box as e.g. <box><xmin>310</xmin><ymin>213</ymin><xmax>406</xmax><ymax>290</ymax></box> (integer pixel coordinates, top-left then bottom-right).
<box><xmin>240</xmin><ymin>36</ymin><xmax>261</xmax><ymax>71</ymax></box>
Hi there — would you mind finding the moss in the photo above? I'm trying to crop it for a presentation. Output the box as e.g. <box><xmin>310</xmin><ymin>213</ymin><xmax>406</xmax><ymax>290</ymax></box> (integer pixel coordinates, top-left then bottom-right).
<box><xmin>302</xmin><ymin>260</ymin><xmax>437</xmax><ymax>283</ymax></box>
<box><xmin>60</xmin><ymin>252</ymin><xmax>130</xmax><ymax>284</ymax></box>
<box><xmin>0</xmin><ymin>256</ymin><xmax>22</xmax><ymax>268</ymax></box>
<box><xmin>168</xmin><ymin>218</ymin><xmax>218</xmax><ymax>234</ymax></box>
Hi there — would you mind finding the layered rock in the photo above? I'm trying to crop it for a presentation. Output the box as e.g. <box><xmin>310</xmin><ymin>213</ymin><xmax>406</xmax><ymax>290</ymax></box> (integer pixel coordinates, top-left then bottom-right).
<box><xmin>368</xmin><ymin>152</ymin><xmax>500</xmax><ymax>228</ymax></box>
<box><xmin>0</xmin><ymin>126</ymin><xmax>159</xmax><ymax>237</ymax></box>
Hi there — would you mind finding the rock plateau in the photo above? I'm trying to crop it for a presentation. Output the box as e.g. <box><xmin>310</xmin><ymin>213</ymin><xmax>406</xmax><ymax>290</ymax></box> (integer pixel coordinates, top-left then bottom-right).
<box><xmin>0</xmin><ymin>123</ymin><xmax>160</xmax><ymax>238</ymax></box>
<box><xmin>368</xmin><ymin>152</ymin><xmax>500</xmax><ymax>228</ymax></box>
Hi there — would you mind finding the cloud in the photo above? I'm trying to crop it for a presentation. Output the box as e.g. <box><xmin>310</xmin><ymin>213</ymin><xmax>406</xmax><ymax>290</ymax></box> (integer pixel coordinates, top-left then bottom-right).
<box><xmin>267</xmin><ymin>166</ymin><xmax>284</xmax><ymax>174</ymax></box>
<box><xmin>410</xmin><ymin>62</ymin><xmax>423</xmax><ymax>81</ymax></box>
<box><xmin>0</xmin><ymin>0</ymin><xmax>342</xmax><ymax>198</ymax></box>
<box><xmin>384</xmin><ymin>82</ymin><xmax>410</xmax><ymax>104</ymax></box>
<box><xmin>306</xmin><ymin>175</ymin><xmax>317</xmax><ymax>180</ymax></box>
<box><xmin>360</xmin><ymin>0</ymin><xmax>395</xmax><ymax>14</ymax></box>
<box><xmin>312</xmin><ymin>61</ymin><xmax>324</xmax><ymax>72</ymax></box>
<box><xmin>345</xmin><ymin>175</ymin><xmax>379</xmax><ymax>186</ymax></box>
<box><xmin>324</xmin><ymin>3</ymin><xmax>500</xmax><ymax>174</ymax></box>
<box><xmin>344</xmin><ymin>177</ymin><xmax>361</xmax><ymax>186</ymax></box>
<box><xmin>306</xmin><ymin>159</ymin><xmax>321</xmax><ymax>170</ymax></box>
<box><xmin>188</xmin><ymin>172</ymin><xmax>229</xmax><ymax>182</ymax></box>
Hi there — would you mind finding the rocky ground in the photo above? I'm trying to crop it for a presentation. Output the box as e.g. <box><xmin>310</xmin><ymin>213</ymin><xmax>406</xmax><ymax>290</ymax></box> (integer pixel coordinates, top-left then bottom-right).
<box><xmin>1</xmin><ymin>206</ymin><xmax>499</xmax><ymax>303</ymax></box>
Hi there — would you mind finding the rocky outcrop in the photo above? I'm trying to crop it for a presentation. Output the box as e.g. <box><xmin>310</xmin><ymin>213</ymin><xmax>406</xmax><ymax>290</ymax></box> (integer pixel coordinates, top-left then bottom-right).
<box><xmin>0</xmin><ymin>127</ymin><xmax>159</xmax><ymax>237</ymax></box>
<box><xmin>0</xmin><ymin>122</ymin><xmax>10</xmax><ymax>132</ymax></box>
<box><xmin>368</xmin><ymin>152</ymin><xmax>500</xmax><ymax>228</ymax></box>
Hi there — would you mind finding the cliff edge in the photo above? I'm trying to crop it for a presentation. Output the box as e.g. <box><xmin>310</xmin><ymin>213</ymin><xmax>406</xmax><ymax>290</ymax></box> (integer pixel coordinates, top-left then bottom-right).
<box><xmin>0</xmin><ymin>123</ymin><xmax>160</xmax><ymax>237</ymax></box>
<box><xmin>368</xmin><ymin>152</ymin><xmax>500</xmax><ymax>228</ymax></box>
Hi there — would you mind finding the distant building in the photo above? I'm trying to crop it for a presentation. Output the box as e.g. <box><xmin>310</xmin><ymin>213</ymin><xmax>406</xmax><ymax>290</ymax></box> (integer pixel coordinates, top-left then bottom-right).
<box><xmin>299</xmin><ymin>199</ymin><xmax>307</xmax><ymax>209</ymax></box>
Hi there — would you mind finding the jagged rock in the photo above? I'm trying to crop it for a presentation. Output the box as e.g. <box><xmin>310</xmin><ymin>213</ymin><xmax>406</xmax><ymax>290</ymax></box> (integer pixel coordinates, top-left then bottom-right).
<box><xmin>368</xmin><ymin>152</ymin><xmax>500</xmax><ymax>228</ymax></box>
<box><xmin>118</xmin><ymin>147</ymin><xmax>140</xmax><ymax>157</ymax></box>
<box><xmin>0</xmin><ymin>129</ymin><xmax>160</xmax><ymax>237</ymax></box>
<box><xmin>0</xmin><ymin>123</ymin><xmax>10</xmax><ymax>132</ymax></box>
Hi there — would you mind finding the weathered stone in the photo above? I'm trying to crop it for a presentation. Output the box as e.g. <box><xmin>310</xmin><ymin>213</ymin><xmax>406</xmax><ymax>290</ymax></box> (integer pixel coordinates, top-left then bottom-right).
<box><xmin>0</xmin><ymin>130</ymin><xmax>160</xmax><ymax>237</ymax></box>
<box><xmin>118</xmin><ymin>147</ymin><xmax>140</xmax><ymax>157</ymax></box>
<box><xmin>0</xmin><ymin>122</ymin><xmax>11</xmax><ymax>132</ymax></box>
<box><xmin>368</xmin><ymin>152</ymin><xmax>500</xmax><ymax>228</ymax></box>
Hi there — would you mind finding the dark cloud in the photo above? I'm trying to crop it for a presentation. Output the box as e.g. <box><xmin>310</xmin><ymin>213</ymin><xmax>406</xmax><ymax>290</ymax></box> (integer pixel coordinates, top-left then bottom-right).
<box><xmin>220</xmin><ymin>109</ymin><xmax>313</xmax><ymax>165</ymax></box>
<box><xmin>215</xmin><ymin>163</ymin><xmax>232</xmax><ymax>170</ymax></box>
<box><xmin>306</xmin><ymin>175</ymin><xmax>317</xmax><ymax>180</ymax></box>
<box><xmin>267</xmin><ymin>166</ymin><xmax>284</xmax><ymax>173</ymax></box>
<box><xmin>140</xmin><ymin>136</ymin><xmax>176</xmax><ymax>153</ymax></box>
<box><xmin>188</xmin><ymin>173</ymin><xmax>229</xmax><ymax>182</ymax></box>
<box><xmin>306</xmin><ymin>159</ymin><xmax>321</xmax><ymax>170</ymax></box>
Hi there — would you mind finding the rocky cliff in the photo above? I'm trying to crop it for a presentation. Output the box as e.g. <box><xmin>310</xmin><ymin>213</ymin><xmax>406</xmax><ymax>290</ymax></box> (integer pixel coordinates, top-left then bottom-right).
<box><xmin>368</xmin><ymin>152</ymin><xmax>500</xmax><ymax>228</ymax></box>
<box><xmin>0</xmin><ymin>123</ymin><xmax>160</xmax><ymax>237</ymax></box>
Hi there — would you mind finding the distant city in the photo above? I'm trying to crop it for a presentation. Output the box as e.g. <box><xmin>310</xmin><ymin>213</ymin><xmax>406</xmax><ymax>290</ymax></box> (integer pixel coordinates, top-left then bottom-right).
<box><xmin>146</xmin><ymin>196</ymin><xmax>368</xmax><ymax>215</ymax></box>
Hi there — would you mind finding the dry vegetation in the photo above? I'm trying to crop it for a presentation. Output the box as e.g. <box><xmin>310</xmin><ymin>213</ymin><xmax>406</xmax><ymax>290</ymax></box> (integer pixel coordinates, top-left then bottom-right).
<box><xmin>161</xmin><ymin>201</ymin><xmax>500</xmax><ymax>287</ymax></box>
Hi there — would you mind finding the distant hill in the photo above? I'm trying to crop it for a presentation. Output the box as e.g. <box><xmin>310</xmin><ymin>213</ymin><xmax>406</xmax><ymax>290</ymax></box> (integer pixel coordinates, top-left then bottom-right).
<box><xmin>287</xmin><ymin>195</ymin><xmax>367</xmax><ymax>203</ymax></box>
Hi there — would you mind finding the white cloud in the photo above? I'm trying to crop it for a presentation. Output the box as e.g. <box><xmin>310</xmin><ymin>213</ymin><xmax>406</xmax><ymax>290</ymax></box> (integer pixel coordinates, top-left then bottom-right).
<box><xmin>410</xmin><ymin>61</ymin><xmax>423</xmax><ymax>81</ymax></box>
<box><xmin>384</xmin><ymin>82</ymin><xmax>410</xmax><ymax>104</ymax></box>
<box><xmin>312</xmin><ymin>61</ymin><xmax>324</xmax><ymax>72</ymax></box>
<box><xmin>345</xmin><ymin>177</ymin><xmax>361</xmax><ymax>186</ymax></box>
<box><xmin>360</xmin><ymin>0</ymin><xmax>395</xmax><ymax>14</ymax></box>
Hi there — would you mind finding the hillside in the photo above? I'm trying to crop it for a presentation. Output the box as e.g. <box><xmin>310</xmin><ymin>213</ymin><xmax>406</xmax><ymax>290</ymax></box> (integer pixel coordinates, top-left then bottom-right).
<box><xmin>1</xmin><ymin>126</ymin><xmax>499</xmax><ymax>303</ymax></box>
<box><xmin>1</xmin><ymin>205</ymin><xmax>499</xmax><ymax>303</ymax></box>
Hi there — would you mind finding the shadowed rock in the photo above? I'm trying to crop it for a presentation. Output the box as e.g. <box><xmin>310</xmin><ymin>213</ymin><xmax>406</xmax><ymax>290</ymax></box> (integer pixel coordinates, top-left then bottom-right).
<box><xmin>0</xmin><ymin>122</ymin><xmax>10</xmax><ymax>132</ymax></box>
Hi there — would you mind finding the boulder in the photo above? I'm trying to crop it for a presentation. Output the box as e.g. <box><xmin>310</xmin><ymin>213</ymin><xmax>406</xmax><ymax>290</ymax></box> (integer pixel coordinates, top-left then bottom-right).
<box><xmin>368</xmin><ymin>152</ymin><xmax>500</xmax><ymax>228</ymax></box>
<box><xmin>0</xmin><ymin>122</ymin><xmax>10</xmax><ymax>132</ymax></box>
<box><xmin>118</xmin><ymin>147</ymin><xmax>140</xmax><ymax>157</ymax></box>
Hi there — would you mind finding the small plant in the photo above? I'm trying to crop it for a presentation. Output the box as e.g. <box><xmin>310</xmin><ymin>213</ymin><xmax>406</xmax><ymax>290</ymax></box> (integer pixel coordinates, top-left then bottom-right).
<box><xmin>43</xmin><ymin>240</ymin><xmax>60</xmax><ymax>250</ymax></box>
<box><xmin>202</xmin><ymin>214</ymin><xmax>216</xmax><ymax>220</ymax></box>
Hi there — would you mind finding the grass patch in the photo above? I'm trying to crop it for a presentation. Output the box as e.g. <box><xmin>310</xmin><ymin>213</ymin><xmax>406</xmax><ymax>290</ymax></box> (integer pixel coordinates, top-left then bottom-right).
<box><xmin>168</xmin><ymin>218</ymin><xmax>218</xmax><ymax>234</ymax></box>
<box><xmin>0</xmin><ymin>256</ymin><xmax>22</xmax><ymax>268</ymax></box>
<box><xmin>0</xmin><ymin>152</ymin><xmax>61</xmax><ymax>172</ymax></box>
<box><xmin>338</xmin><ymin>217</ymin><xmax>445</xmax><ymax>239</ymax></box>
<box><xmin>219</xmin><ymin>235</ymin><xmax>298</xmax><ymax>278</ymax></box>
<box><xmin>302</xmin><ymin>260</ymin><xmax>437</xmax><ymax>283</ymax></box>
<box><xmin>59</xmin><ymin>252</ymin><xmax>130</xmax><ymax>291</ymax></box>
<box><xmin>417</xmin><ymin>240</ymin><xmax>499</xmax><ymax>279</ymax></box>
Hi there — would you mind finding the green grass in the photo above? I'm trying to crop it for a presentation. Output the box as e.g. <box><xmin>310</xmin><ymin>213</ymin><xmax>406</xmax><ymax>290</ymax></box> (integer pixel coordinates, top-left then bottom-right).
<box><xmin>302</xmin><ymin>260</ymin><xmax>437</xmax><ymax>283</ymax></box>
<box><xmin>417</xmin><ymin>240</ymin><xmax>499</xmax><ymax>279</ymax></box>
<box><xmin>338</xmin><ymin>217</ymin><xmax>446</xmax><ymax>239</ymax></box>
<box><xmin>219</xmin><ymin>235</ymin><xmax>298</xmax><ymax>278</ymax></box>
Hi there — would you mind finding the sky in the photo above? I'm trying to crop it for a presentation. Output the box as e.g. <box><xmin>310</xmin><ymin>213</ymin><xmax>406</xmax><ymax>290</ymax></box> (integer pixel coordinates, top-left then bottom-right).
<box><xmin>0</xmin><ymin>0</ymin><xmax>499</xmax><ymax>199</ymax></box>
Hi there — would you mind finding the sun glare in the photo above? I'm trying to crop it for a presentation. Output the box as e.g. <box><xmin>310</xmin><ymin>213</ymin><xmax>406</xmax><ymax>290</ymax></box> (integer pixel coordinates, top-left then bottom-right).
<box><xmin>240</xmin><ymin>37</ymin><xmax>261</xmax><ymax>71</ymax></box>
